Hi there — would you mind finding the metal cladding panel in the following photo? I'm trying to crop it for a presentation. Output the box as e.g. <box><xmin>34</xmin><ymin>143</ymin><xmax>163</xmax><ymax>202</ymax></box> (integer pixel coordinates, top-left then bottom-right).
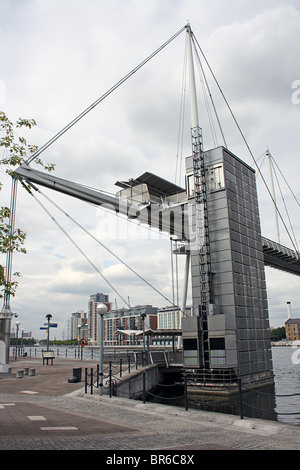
<box><xmin>186</xmin><ymin>146</ymin><xmax>273</xmax><ymax>376</ymax></box>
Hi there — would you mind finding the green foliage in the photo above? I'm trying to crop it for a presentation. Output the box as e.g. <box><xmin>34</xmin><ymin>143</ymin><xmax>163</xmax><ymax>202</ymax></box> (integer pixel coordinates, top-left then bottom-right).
<box><xmin>270</xmin><ymin>326</ymin><xmax>286</xmax><ymax>341</ymax></box>
<box><xmin>0</xmin><ymin>112</ymin><xmax>55</xmax><ymax>173</ymax></box>
<box><xmin>38</xmin><ymin>339</ymin><xmax>78</xmax><ymax>346</ymax></box>
<box><xmin>49</xmin><ymin>339</ymin><xmax>78</xmax><ymax>346</ymax></box>
<box><xmin>0</xmin><ymin>111</ymin><xmax>55</xmax><ymax>299</ymax></box>
<box><xmin>10</xmin><ymin>337</ymin><xmax>36</xmax><ymax>346</ymax></box>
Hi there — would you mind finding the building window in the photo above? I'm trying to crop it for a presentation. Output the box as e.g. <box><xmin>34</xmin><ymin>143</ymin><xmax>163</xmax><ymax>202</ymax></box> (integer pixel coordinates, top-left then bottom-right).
<box><xmin>187</xmin><ymin>174</ymin><xmax>195</xmax><ymax>197</ymax></box>
<box><xmin>210</xmin><ymin>337</ymin><xmax>226</xmax><ymax>366</ymax></box>
<box><xmin>208</xmin><ymin>164</ymin><xmax>225</xmax><ymax>191</ymax></box>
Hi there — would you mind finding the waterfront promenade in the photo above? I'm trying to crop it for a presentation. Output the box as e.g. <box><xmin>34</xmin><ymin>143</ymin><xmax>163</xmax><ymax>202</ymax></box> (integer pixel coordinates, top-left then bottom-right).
<box><xmin>0</xmin><ymin>357</ymin><xmax>299</xmax><ymax>451</ymax></box>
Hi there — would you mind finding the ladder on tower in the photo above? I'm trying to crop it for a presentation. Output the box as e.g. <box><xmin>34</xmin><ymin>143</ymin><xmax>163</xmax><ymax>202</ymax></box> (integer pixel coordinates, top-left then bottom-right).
<box><xmin>191</xmin><ymin>125</ymin><xmax>211</xmax><ymax>368</ymax></box>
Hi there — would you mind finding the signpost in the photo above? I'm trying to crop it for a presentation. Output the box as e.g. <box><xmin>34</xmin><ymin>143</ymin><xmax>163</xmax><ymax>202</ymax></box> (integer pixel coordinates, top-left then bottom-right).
<box><xmin>39</xmin><ymin>316</ymin><xmax>58</xmax><ymax>350</ymax></box>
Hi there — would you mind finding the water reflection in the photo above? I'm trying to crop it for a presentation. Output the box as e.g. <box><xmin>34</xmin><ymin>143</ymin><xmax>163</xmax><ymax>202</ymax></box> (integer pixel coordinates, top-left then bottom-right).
<box><xmin>148</xmin><ymin>346</ymin><xmax>300</xmax><ymax>425</ymax></box>
<box><xmin>148</xmin><ymin>383</ymin><xmax>278</xmax><ymax>422</ymax></box>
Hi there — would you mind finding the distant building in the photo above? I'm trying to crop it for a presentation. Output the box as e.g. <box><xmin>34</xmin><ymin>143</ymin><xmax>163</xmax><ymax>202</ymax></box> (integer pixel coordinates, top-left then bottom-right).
<box><xmin>70</xmin><ymin>311</ymin><xmax>87</xmax><ymax>340</ymax></box>
<box><xmin>87</xmin><ymin>292</ymin><xmax>158</xmax><ymax>346</ymax></box>
<box><xmin>103</xmin><ymin>304</ymin><xmax>157</xmax><ymax>346</ymax></box>
<box><xmin>10</xmin><ymin>329</ymin><xmax>33</xmax><ymax>339</ymax></box>
<box><xmin>285</xmin><ymin>318</ymin><xmax>300</xmax><ymax>341</ymax></box>
<box><xmin>157</xmin><ymin>305</ymin><xmax>192</xmax><ymax>330</ymax></box>
<box><xmin>88</xmin><ymin>293</ymin><xmax>111</xmax><ymax>345</ymax></box>
<box><xmin>155</xmin><ymin>306</ymin><xmax>192</xmax><ymax>347</ymax></box>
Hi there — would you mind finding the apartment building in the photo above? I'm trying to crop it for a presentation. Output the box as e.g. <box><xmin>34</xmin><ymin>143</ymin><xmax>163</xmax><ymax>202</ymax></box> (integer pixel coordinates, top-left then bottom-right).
<box><xmin>285</xmin><ymin>318</ymin><xmax>300</xmax><ymax>341</ymax></box>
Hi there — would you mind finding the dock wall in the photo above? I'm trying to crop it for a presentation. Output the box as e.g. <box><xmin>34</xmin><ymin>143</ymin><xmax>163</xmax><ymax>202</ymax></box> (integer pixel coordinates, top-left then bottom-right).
<box><xmin>112</xmin><ymin>364</ymin><xmax>161</xmax><ymax>399</ymax></box>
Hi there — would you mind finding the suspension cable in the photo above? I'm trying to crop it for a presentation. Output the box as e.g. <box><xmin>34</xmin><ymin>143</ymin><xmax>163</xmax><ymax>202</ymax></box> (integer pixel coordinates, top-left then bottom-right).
<box><xmin>25</xmin><ymin>26</ymin><xmax>186</xmax><ymax>165</ymax></box>
<box><xmin>271</xmin><ymin>157</ymin><xmax>299</xmax><ymax>251</ymax></box>
<box><xmin>192</xmin><ymin>32</ymin><xmax>299</xmax><ymax>255</ymax></box>
<box><xmin>175</xmin><ymin>32</ymin><xmax>188</xmax><ymax>186</ymax></box>
<box><xmin>25</xmin><ymin>182</ymin><xmax>187</xmax><ymax>313</ymax></box>
<box><xmin>192</xmin><ymin>36</ymin><xmax>227</xmax><ymax>148</ymax></box>
<box><xmin>25</xmin><ymin>184</ymin><xmax>130</xmax><ymax>308</ymax></box>
<box><xmin>269</xmin><ymin>150</ymin><xmax>300</xmax><ymax>208</ymax></box>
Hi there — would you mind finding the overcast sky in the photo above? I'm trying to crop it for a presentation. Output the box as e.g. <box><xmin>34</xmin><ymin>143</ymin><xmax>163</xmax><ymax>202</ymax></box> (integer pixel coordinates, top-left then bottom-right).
<box><xmin>1</xmin><ymin>0</ymin><xmax>300</xmax><ymax>339</ymax></box>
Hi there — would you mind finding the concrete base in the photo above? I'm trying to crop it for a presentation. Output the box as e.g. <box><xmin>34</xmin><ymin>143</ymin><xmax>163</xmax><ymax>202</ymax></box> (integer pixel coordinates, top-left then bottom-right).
<box><xmin>186</xmin><ymin>373</ymin><xmax>275</xmax><ymax>397</ymax></box>
<box><xmin>0</xmin><ymin>364</ymin><xmax>11</xmax><ymax>373</ymax></box>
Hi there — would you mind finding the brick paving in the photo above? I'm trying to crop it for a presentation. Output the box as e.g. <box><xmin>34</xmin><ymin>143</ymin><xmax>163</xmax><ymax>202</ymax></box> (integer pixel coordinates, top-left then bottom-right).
<box><xmin>0</xmin><ymin>357</ymin><xmax>299</xmax><ymax>451</ymax></box>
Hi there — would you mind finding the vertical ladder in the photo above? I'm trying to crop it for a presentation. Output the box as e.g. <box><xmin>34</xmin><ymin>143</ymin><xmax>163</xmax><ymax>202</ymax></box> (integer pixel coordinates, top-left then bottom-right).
<box><xmin>191</xmin><ymin>124</ymin><xmax>211</xmax><ymax>367</ymax></box>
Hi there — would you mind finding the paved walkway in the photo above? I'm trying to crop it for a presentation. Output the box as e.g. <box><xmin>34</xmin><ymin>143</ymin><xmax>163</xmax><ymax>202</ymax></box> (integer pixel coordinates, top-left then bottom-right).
<box><xmin>0</xmin><ymin>357</ymin><xmax>299</xmax><ymax>452</ymax></box>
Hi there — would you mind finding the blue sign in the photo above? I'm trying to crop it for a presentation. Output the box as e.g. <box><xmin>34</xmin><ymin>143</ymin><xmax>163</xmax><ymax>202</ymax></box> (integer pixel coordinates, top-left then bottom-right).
<box><xmin>44</xmin><ymin>323</ymin><xmax>58</xmax><ymax>327</ymax></box>
<box><xmin>40</xmin><ymin>327</ymin><xmax>47</xmax><ymax>330</ymax></box>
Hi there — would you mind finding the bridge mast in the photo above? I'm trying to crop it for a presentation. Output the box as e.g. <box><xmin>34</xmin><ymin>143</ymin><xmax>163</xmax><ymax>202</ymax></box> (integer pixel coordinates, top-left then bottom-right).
<box><xmin>266</xmin><ymin>148</ymin><xmax>280</xmax><ymax>244</ymax></box>
<box><xmin>186</xmin><ymin>24</ymin><xmax>211</xmax><ymax>367</ymax></box>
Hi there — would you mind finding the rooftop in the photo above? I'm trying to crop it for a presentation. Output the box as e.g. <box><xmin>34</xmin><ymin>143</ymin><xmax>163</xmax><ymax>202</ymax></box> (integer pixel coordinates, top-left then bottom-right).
<box><xmin>285</xmin><ymin>318</ymin><xmax>300</xmax><ymax>324</ymax></box>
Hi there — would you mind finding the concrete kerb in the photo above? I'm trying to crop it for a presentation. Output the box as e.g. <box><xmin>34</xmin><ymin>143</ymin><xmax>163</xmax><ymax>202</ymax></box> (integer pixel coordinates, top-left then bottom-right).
<box><xmin>67</xmin><ymin>363</ymin><xmax>300</xmax><ymax>443</ymax></box>
<box><xmin>67</xmin><ymin>386</ymin><xmax>298</xmax><ymax>441</ymax></box>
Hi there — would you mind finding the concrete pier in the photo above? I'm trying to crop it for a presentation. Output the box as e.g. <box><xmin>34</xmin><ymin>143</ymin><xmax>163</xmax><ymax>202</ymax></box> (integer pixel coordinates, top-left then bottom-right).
<box><xmin>0</xmin><ymin>357</ymin><xmax>299</xmax><ymax>451</ymax></box>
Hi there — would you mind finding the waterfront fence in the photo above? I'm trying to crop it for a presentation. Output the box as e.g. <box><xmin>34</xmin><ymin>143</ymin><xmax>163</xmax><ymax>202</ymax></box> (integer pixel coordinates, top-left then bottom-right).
<box><xmin>12</xmin><ymin>347</ymin><xmax>300</xmax><ymax>423</ymax></box>
<box><xmin>11</xmin><ymin>346</ymin><xmax>177</xmax><ymax>364</ymax></box>
<box><xmin>84</xmin><ymin>361</ymin><xmax>189</xmax><ymax>409</ymax></box>
<box><xmin>84</xmin><ymin>364</ymin><xmax>300</xmax><ymax>422</ymax></box>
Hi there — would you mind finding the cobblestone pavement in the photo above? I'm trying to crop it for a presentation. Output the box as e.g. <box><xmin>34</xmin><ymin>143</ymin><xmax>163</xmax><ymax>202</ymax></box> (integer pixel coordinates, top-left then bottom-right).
<box><xmin>0</xmin><ymin>357</ymin><xmax>299</xmax><ymax>451</ymax></box>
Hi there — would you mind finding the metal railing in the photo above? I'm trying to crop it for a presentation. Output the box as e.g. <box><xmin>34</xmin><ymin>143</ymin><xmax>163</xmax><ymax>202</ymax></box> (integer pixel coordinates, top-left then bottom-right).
<box><xmin>12</xmin><ymin>347</ymin><xmax>178</xmax><ymax>364</ymax></box>
<box><xmin>84</xmin><ymin>363</ymin><xmax>300</xmax><ymax>422</ymax></box>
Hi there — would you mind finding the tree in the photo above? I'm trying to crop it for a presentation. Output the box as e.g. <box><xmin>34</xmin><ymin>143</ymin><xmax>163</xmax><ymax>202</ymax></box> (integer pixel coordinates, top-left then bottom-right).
<box><xmin>0</xmin><ymin>111</ymin><xmax>55</xmax><ymax>299</ymax></box>
<box><xmin>270</xmin><ymin>326</ymin><xmax>286</xmax><ymax>341</ymax></box>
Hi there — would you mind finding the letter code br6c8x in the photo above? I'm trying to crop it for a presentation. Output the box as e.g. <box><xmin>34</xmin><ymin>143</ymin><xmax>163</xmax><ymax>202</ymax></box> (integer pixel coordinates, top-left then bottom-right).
<box><xmin>150</xmin><ymin>455</ymin><xmax>194</xmax><ymax>465</ymax></box>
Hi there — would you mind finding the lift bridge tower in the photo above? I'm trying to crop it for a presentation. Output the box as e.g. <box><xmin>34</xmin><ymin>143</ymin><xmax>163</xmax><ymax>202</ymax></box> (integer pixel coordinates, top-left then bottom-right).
<box><xmin>5</xmin><ymin>25</ymin><xmax>275</xmax><ymax>387</ymax></box>
<box><xmin>182</xmin><ymin>25</ymin><xmax>273</xmax><ymax>388</ymax></box>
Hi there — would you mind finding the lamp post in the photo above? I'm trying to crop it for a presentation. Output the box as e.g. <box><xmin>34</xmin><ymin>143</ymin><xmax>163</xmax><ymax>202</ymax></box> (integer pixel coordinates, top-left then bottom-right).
<box><xmin>21</xmin><ymin>328</ymin><xmax>24</xmax><ymax>356</ymax></box>
<box><xmin>46</xmin><ymin>314</ymin><xmax>52</xmax><ymax>351</ymax></box>
<box><xmin>15</xmin><ymin>321</ymin><xmax>20</xmax><ymax>361</ymax></box>
<box><xmin>140</xmin><ymin>313</ymin><xmax>147</xmax><ymax>367</ymax></box>
<box><xmin>77</xmin><ymin>324</ymin><xmax>82</xmax><ymax>359</ymax></box>
<box><xmin>96</xmin><ymin>303</ymin><xmax>108</xmax><ymax>396</ymax></box>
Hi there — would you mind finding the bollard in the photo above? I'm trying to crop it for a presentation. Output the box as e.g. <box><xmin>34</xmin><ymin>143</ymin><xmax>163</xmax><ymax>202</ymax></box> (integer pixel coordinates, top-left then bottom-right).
<box><xmin>109</xmin><ymin>362</ymin><xmax>112</xmax><ymax>398</ymax></box>
<box><xmin>143</xmin><ymin>371</ymin><xmax>146</xmax><ymax>404</ymax></box>
<box><xmin>73</xmin><ymin>368</ymin><xmax>82</xmax><ymax>382</ymax></box>
<box><xmin>238</xmin><ymin>377</ymin><xmax>244</xmax><ymax>419</ymax></box>
<box><xmin>96</xmin><ymin>364</ymin><xmax>99</xmax><ymax>388</ymax></box>
<box><xmin>184</xmin><ymin>374</ymin><xmax>188</xmax><ymax>411</ymax></box>
<box><xmin>68</xmin><ymin>368</ymin><xmax>82</xmax><ymax>383</ymax></box>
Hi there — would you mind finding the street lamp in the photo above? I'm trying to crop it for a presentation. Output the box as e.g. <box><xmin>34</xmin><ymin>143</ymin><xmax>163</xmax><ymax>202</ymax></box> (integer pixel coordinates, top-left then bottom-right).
<box><xmin>96</xmin><ymin>303</ymin><xmax>108</xmax><ymax>396</ymax></box>
<box><xmin>45</xmin><ymin>314</ymin><xmax>52</xmax><ymax>351</ymax></box>
<box><xmin>15</xmin><ymin>321</ymin><xmax>20</xmax><ymax>361</ymax></box>
<box><xmin>140</xmin><ymin>312</ymin><xmax>147</xmax><ymax>367</ymax></box>
<box><xmin>21</xmin><ymin>328</ymin><xmax>24</xmax><ymax>353</ymax></box>
<box><xmin>77</xmin><ymin>324</ymin><xmax>82</xmax><ymax>359</ymax></box>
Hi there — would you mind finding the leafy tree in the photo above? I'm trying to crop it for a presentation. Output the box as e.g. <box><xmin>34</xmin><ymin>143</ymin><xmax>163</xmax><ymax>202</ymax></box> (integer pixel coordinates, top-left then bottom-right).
<box><xmin>270</xmin><ymin>326</ymin><xmax>286</xmax><ymax>341</ymax></box>
<box><xmin>0</xmin><ymin>111</ymin><xmax>55</xmax><ymax>299</ymax></box>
